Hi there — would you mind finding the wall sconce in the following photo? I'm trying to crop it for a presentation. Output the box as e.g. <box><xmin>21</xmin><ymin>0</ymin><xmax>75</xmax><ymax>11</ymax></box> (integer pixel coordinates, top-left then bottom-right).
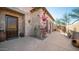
<box><xmin>28</xmin><ymin>20</ymin><xmax>31</xmax><ymax>23</ymax></box>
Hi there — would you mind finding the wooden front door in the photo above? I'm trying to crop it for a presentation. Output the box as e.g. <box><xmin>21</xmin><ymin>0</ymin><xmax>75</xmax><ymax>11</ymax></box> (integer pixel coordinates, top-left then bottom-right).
<box><xmin>6</xmin><ymin>15</ymin><xmax>18</xmax><ymax>39</ymax></box>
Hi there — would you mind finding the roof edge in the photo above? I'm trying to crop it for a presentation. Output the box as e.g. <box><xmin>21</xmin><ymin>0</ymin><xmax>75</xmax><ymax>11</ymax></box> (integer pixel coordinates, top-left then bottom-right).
<box><xmin>0</xmin><ymin>7</ymin><xmax>25</xmax><ymax>15</ymax></box>
<box><xmin>30</xmin><ymin>7</ymin><xmax>54</xmax><ymax>21</ymax></box>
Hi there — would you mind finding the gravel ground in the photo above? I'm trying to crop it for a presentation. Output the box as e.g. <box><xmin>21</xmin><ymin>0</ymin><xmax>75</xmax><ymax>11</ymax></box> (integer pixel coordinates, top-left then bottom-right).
<box><xmin>0</xmin><ymin>31</ymin><xmax>79</xmax><ymax>51</ymax></box>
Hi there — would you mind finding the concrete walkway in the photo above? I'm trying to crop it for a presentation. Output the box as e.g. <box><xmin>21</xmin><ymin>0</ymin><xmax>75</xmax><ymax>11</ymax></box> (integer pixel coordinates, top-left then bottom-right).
<box><xmin>0</xmin><ymin>31</ymin><xmax>79</xmax><ymax>51</ymax></box>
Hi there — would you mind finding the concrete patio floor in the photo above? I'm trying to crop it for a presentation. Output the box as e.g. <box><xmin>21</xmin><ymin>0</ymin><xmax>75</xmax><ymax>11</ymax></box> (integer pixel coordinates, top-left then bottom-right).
<box><xmin>0</xmin><ymin>31</ymin><xmax>79</xmax><ymax>51</ymax></box>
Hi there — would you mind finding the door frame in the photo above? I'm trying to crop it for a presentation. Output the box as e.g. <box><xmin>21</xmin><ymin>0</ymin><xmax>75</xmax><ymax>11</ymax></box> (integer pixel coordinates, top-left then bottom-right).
<box><xmin>5</xmin><ymin>15</ymin><xmax>18</xmax><ymax>39</ymax></box>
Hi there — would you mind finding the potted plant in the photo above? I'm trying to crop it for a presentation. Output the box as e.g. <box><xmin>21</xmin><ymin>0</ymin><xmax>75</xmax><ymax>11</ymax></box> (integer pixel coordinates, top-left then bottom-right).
<box><xmin>20</xmin><ymin>32</ymin><xmax>24</xmax><ymax>37</ymax></box>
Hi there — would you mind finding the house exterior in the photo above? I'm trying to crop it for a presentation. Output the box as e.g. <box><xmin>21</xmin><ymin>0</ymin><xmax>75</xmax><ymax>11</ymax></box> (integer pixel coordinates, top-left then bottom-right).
<box><xmin>0</xmin><ymin>7</ymin><xmax>55</xmax><ymax>42</ymax></box>
<box><xmin>17</xmin><ymin>7</ymin><xmax>33</xmax><ymax>36</ymax></box>
<box><xmin>30</xmin><ymin>7</ymin><xmax>54</xmax><ymax>37</ymax></box>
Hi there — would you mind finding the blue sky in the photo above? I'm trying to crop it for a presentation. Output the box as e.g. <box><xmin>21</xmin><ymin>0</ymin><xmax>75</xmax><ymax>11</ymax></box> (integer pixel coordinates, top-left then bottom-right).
<box><xmin>46</xmin><ymin>7</ymin><xmax>77</xmax><ymax>24</ymax></box>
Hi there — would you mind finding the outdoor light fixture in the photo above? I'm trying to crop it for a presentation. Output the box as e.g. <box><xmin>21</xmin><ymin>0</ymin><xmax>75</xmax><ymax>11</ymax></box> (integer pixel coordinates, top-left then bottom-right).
<box><xmin>28</xmin><ymin>20</ymin><xmax>31</xmax><ymax>23</ymax></box>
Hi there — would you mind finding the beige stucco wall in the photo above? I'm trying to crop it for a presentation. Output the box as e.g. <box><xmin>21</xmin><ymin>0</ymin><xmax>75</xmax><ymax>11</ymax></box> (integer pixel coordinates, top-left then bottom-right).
<box><xmin>66</xmin><ymin>21</ymin><xmax>79</xmax><ymax>39</ymax></box>
<box><xmin>17</xmin><ymin>7</ymin><xmax>33</xmax><ymax>36</ymax></box>
<box><xmin>73</xmin><ymin>22</ymin><xmax>79</xmax><ymax>32</ymax></box>
<box><xmin>30</xmin><ymin>9</ymin><xmax>41</xmax><ymax>36</ymax></box>
<box><xmin>66</xmin><ymin>21</ymin><xmax>79</xmax><ymax>32</ymax></box>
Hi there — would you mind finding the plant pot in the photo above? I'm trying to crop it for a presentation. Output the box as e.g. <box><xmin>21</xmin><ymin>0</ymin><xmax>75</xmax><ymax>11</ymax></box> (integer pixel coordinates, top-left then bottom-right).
<box><xmin>72</xmin><ymin>39</ymin><xmax>79</xmax><ymax>48</ymax></box>
<box><xmin>20</xmin><ymin>33</ymin><xmax>24</xmax><ymax>37</ymax></box>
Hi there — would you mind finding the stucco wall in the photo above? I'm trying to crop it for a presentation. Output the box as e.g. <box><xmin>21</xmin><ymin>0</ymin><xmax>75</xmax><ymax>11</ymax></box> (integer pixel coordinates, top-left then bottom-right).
<box><xmin>17</xmin><ymin>7</ymin><xmax>33</xmax><ymax>36</ymax></box>
<box><xmin>66</xmin><ymin>22</ymin><xmax>79</xmax><ymax>32</ymax></box>
<box><xmin>66</xmin><ymin>21</ymin><xmax>79</xmax><ymax>39</ymax></box>
<box><xmin>30</xmin><ymin>9</ymin><xmax>41</xmax><ymax>37</ymax></box>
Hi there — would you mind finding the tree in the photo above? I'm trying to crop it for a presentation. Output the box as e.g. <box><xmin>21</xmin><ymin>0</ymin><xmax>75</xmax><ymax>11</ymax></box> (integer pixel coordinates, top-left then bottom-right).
<box><xmin>68</xmin><ymin>8</ymin><xmax>79</xmax><ymax>38</ymax></box>
<box><xmin>55</xmin><ymin>14</ymin><xmax>71</xmax><ymax>33</ymax></box>
<box><xmin>61</xmin><ymin>14</ymin><xmax>70</xmax><ymax>25</ymax></box>
<box><xmin>55</xmin><ymin>19</ymin><xmax>61</xmax><ymax>26</ymax></box>
<box><xmin>55</xmin><ymin>19</ymin><xmax>66</xmax><ymax>26</ymax></box>
<box><xmin>69</xmin><ymin>8</ymin><xmax>79</xmax><ymax>24</ymax></box>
